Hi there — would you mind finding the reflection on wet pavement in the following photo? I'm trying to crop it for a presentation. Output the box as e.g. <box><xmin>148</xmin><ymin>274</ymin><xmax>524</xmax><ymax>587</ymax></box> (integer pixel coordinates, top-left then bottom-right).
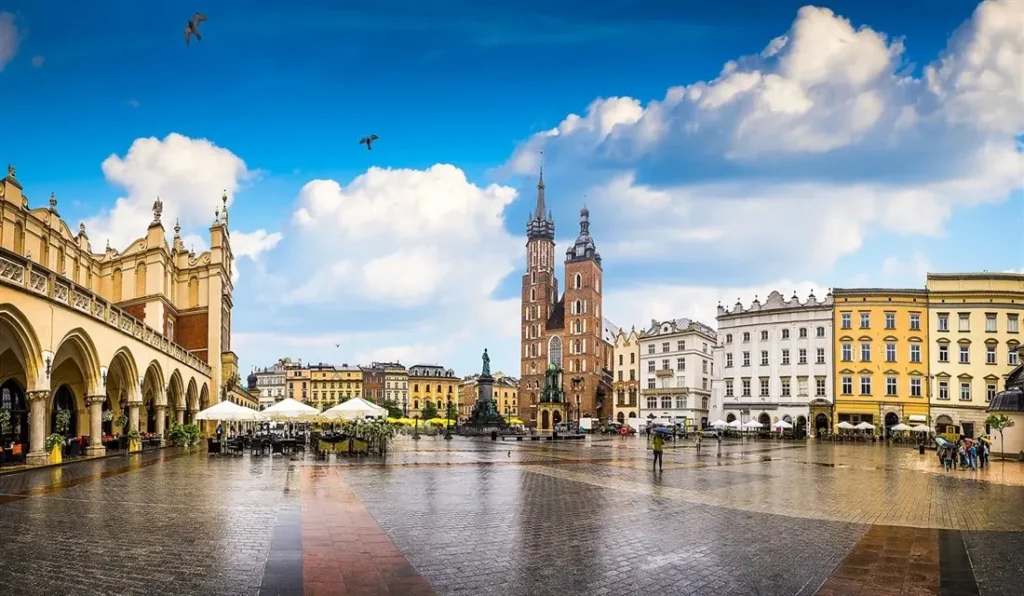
<box><xmin>0</xmin><ymin>437</ymin><xmax>1021</xmax><ymax>595</ymax></box>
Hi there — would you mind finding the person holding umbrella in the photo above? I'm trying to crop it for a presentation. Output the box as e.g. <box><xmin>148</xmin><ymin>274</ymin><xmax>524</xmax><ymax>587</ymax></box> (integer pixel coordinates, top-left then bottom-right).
<box><xmin>651</xmin><ymin>428</ymin><xmax>666</xmax><ymax>471</ymax></box>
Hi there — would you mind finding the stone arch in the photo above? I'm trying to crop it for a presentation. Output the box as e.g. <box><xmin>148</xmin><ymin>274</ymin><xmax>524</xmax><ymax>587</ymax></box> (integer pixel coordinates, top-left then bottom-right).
<box><xmin>53</xmin><ymin>331</ymin><xmax>104</xmax><ymax>397</ymax></box>
<box><xmin>758</xmin><ymin>412</ymin><xmax>770</xmax><ymax>425</ymax></box>
<box><xmin>108</xmin><ymin>348</ymin><xmax>140</xmax><ymax>402</ymax></box>
<box><xmin>0</xmin><ymin>303</ymin><xmax>45</xmax><ymax>391</ymax></box>
<box><xmin>198</xmin><ymin>382</ymin><xmax>210</xmax><ymax>410</ymax></box>
<box><xmin>168</xmin><ymin>370</ymin><xmax>185</xmax><ymax>409</ymax></box>
<box><xmin>726</xmin><ymin>413</ymin><xmax>736</xmax><ymax>423</ymax></box>
<box><xmin>186</xmin><ymin>377</ymin><xmax>198</xmax><ymax>412</ymax></box>
<box><xmin>141</xmin><ymin>361</ymin><xmax>164</xmax><ymax>433</ymax></box>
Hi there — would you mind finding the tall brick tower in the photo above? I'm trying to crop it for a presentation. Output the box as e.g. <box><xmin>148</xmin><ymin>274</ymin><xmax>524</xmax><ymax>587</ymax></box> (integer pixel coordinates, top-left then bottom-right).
<box><xmin>519</xmin><ymin>169</ymin><xmax>557</xmax><ymax>421</ymax></box>
<box><xmin>562</xmin><ymin>206</ymin><xmax>606</xmax><ymax>420</ymax></box>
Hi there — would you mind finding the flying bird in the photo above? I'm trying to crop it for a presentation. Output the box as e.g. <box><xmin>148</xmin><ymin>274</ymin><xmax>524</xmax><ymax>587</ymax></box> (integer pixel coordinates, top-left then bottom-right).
<box><xmin>335</xmin><ymin>344</ymin><xmax>340</xmax><ymax>348</ymax></box>
<box><xmin>185</xmin><ymin>13</ymin><xmax>208</xmax><ymax>46</ymax></box>
<box><xmin>359</xmin><ymin>134</ymin><xmax>379</xmax><ymax>150</ymax></box>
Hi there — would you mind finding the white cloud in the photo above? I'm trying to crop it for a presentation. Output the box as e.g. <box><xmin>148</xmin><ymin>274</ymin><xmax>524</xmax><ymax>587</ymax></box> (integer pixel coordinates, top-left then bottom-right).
<box><xmin>501</xmin><ymin>0</ymin><xmax>1023</xmax><ymax>278</ymax></box>
<box><xmin>232</xmin><ymin>229</ymin><xmax>283</xmax><ymax>262</ymax></box>
<box><xmin>881</xmin><ymin>252</ymin><xmax>931</xmax><ymax>284</ymax></box>
<box><xmin>84</xmin><ymin>133</ymin><xmax>265</xmax><ymax>250</ymax></box>
<box><xmin>0</xmin><ymin>12</ymin><xmax>18</xmax><ymax>70</ymax></box>
<box><xmin>287</xmin><ymin>164</ymin><xmax>520</xmax><ymax>308</ymax></box>
<box><xmin>30</xmin><ymin>55</ymin><xmax>43</xmax><ymax>68</ymax></box>
<box><xmin>604</xmin><ymin>280</ymin><xmax>827</xmax><ymax>332</ymax></box>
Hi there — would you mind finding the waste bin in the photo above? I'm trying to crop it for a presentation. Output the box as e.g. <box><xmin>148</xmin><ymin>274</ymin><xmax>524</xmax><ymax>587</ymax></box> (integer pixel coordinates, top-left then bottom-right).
<box><xmin>919</xmin><ymin>444</ymin><xmax>925</xmax><ymax>455</ymax></box>
<box><xmin>490</xmin><ymin>430</ymin><xmax>498</xmax><ymax>441</ymax></box>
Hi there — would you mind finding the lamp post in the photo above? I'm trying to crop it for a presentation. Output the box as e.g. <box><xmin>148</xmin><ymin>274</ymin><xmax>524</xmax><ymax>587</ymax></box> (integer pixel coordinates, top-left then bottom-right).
<box><xmin>412</xmin><ymin>415</ymin><xmax>421</xmax><ymax>440</ymax></box>
<box><xmin>402</xmin><ymin>395</ymin><xmax>408</xmax><ymax>417</ymax></box>
<box><xmin>444</xmin><ymin>397</ymin><xmax>453</xmax><ymax>440</ymax></box>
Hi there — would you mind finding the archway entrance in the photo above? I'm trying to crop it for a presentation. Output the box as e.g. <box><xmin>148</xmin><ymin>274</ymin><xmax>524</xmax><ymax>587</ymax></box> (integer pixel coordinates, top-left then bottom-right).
<box><xmin>552</xmin><ymin>411</ymin><xmax>563</xmax><ymax>427</ymax></box>
<box><xmin>758</xmin><ymin>412</ymin><xmax>770</xmax><ymax>426</ymax></box>
<box><xmin>541</xmin><ymin>410</ymin><xmax>550</xmax><ymax>431</ymax></box>
<box><xmin>51</xmin><ymin>385</ymin><xmax>78</xmax><ymax>438</ymax></box>
<box><xmin>815</xmin><ymin>413</ymin><xmax>829</xmax><ymax>434</ymax></box>
<box><xmin>884</xmin><ymin>412</ymin><xmax>899</xmax><ymax>437</ymax></box>
<box><xmin>726</xmin><ymin>413</ymin><xmax>736</xmax><ymax>423</ymax></box>
<box><xmin>616</xmin><ymin>412</ymin><xmax>625</xmax><ymax>425</ymax></box>
<box><xmin>0</xmin><ymin>380</ymin><xmax>29</xmax><ymax>446</ymax></box>
<box><xmin>101</xmin><ymin>397</ymin><xmax>113</xmax><ymax>435</ymax></box>
<box><xmin>795</xmin><ymin>416</ymin><xmax>807</xmax><ymax>439</ymax></box>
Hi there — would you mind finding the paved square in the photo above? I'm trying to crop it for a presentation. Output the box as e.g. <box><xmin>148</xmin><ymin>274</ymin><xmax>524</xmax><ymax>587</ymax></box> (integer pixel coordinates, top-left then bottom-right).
<box><xmin>1</xmin><ymin>437</ymin><xmax>1022</xmax><ymax>595</ymax></box>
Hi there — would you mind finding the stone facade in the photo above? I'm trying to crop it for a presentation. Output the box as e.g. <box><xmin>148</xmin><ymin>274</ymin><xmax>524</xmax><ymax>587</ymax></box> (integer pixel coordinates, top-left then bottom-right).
<box><xmin>638</xmin><ymin>318</ymin><xmax>716</xmax><ymax>429</ymax></box>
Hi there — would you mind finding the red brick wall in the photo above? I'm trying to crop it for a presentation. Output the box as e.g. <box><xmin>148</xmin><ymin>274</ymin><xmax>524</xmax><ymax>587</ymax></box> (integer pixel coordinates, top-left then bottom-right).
<box><xmin>563</xmin><ymin>259</ymin><xmax>605</xmax><ymax>419</ymax></box>
<box><xmin>176</xmin><ymin>311</ymin><xmax>209</xmax><ymax>362</ymax></box>
<box><xmin>121</xmin><ymin>303</ymin><xmax>145</xmax><ymax>321</ymax></box>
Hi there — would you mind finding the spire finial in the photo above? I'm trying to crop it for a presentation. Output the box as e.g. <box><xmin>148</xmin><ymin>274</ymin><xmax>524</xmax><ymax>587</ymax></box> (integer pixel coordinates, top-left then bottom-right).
<box><xmin>49</xmin><ymin>192</ymin><xmax>57</xmax><ymax>210</ymax></box>
<box><xmin>174</xmin><ymin>218</ymin><xmax>181</xmax><ymax>237</ymax></box>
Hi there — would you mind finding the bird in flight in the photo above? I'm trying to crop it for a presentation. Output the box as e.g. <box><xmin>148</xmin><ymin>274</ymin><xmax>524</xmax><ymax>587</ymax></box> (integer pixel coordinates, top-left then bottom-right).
<box><xmin>185</xmin><ymin>13</ymin><xmax>208</xmax><ymax>46</ymax></box>
<box><xmin>335</xmin><ymin>344</ymin><xmax>340</xmax><ymax>348</ymax></box>
<box><xmin>359</xmin><ymin>134</ymin><xmax>379</xmax><ymax>150</ymax></box>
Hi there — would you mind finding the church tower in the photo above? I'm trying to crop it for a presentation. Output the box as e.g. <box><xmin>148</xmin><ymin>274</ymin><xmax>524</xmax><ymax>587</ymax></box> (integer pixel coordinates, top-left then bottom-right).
<box><xmin>520</xmin><ymin>169</ymin><xmax>558</xmax><ymax>419</ymax></box>
<box><xmin>562</xmin><ymin>206</ymin><xmax>606</xmax><ymax>419</ymax></box>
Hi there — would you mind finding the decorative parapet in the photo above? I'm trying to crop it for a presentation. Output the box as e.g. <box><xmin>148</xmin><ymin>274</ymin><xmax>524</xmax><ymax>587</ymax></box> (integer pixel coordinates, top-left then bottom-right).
<box><xmin>0</xmin><ymin>248</ymin><xmax>211</xmax><ymax>376</ymax></box>
<box><xmin>717</xmin><ymin>289</ymin><xmax>833</xmax><ymax>317</ymax></box>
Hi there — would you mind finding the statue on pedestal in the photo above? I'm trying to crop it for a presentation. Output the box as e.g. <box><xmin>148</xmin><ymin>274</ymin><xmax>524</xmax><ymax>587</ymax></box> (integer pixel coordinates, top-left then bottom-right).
<box><xmin>481</xmin><ymin>348</ymin><xmax>491</xmax><ymax>377</ymax></box>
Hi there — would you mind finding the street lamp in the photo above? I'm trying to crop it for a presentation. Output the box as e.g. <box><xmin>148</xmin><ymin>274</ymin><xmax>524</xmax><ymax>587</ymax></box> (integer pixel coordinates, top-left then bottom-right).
<box><xmin>402</xmin><ymin>395</ymin><xmax>408</xmax><ymax>417</ymax></box>
<box><xmin>444</xmin><ymin>397</ymin><xmax>453</xmax><ymax>440</ymax></box>
<box><xmin>412</xmin><ymin>415</ymin><xmax>421</xmax><ymax>440</ymax></box>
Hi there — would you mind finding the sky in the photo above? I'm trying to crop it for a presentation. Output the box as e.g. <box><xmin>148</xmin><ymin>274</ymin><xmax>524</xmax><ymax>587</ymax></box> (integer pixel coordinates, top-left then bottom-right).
<box><xmin>1</xmin><ymin>0</ymin><xmax>1021</xmax><ymax>378</ymax></box>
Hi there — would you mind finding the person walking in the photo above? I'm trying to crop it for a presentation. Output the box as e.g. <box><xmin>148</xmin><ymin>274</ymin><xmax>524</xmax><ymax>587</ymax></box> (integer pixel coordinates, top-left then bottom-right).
<box><xmin>942</xmin><ymin>445</ymin><xmax>953</xmax><ymax>471</ymax></box>
<box><xmin>695</xmin><ymin>432</ymin><xmax>703</xmax><ymax>455</ymax></box>
<box><xmin>651</xmin><ymin>432</ymin><xmax>664</xmax><ymax>472</ymax></box>
<box><xmin>968</xmin><ymin>442</ymin><xmax>978</xmax><ymax>471</ymax></box>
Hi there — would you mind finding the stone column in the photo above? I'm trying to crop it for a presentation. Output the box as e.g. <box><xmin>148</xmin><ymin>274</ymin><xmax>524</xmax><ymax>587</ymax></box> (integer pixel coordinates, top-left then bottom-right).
<box><xmin>128</xmin><ymin>402</ymin><xmax>141</xmax><ymax>432</ymax></box>
<box><xmin>86</xmin><ymin>395</ymin><xmax>106</xmax><ymax>456</ymax></box>
<box><xmin>154</xmin><ymin>405</ymin><xmax>167</xmax><ymax>444</ymax></box>
<box><xmin>176</xmin><ymin>407</ymin><xmax>185</xmax><ymax>425</ymax></box>
<box><xmin>25</xmin><ymin>390</ymin><xmax>50</xmax><ymax>466</ymax></box>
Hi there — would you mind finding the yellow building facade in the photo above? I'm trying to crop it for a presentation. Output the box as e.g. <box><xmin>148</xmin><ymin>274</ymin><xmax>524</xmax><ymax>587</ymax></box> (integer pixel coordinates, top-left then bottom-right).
<box><xmin>612</xmin><ymin>327</ymin><xmax>640</xmax><ymax>424</ymax></box>
<box><xmin>408</xmin><ymin>365</ymin><xmax>458</xmax><ymax>418</ymax></box>
<box><xmin>832</xmin><ymin>288</ymin><xmax>930</xmax><ymax>433</ymax></box>
<box><xmin>306</xmin><ymin>363</ymin><xmax>363</xmax><ymax>410</ymax></box>
<box><xmin>286</xmin><ymin>363</ymin><xmax>310</xmax><ymax>403</ymax></box>
<box><xmin>927</xmin><ymin>273</ymin><xmax>1024</xmax><ymax>438</ymax></box>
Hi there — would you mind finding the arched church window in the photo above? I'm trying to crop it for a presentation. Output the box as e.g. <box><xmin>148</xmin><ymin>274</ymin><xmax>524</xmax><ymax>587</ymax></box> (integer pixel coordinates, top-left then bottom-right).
<box><xmin>135</xmin><ymin>261</ymin><xmax>147</xmax><ymax>297</ymax></box>
<box><xmin>548</xmin><ymin>336</ymin><xmax>562</xmax><ymax>366</ymax></box>
<box><xmin>112</xmin><ymin>269</ymin><xmax>123</xmax><ymax>302</ymax></box>
<box><xmin>530</xmin><ymin>288</ymin><xmax>536</xmax><ymax>302</ymax></box>
<box><xmin>574</xmin><ymin>273</ymin><xmax>582</xmax><ymax>289</ymax></box>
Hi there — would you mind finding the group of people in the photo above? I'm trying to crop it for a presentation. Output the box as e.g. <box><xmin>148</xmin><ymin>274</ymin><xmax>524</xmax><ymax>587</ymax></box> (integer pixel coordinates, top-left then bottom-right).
<box><xmin>939</xmin><ymin>438</ymin><xmax>989</xmax><ymax>471</ymax></box>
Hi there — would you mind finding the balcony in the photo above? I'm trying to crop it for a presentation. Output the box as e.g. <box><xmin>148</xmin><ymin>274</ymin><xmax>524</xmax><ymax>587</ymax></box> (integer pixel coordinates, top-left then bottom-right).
<box><xmin>655</xmin><ymin>368</ymin><xmax>675</xmax><ymax>378</ymax></box>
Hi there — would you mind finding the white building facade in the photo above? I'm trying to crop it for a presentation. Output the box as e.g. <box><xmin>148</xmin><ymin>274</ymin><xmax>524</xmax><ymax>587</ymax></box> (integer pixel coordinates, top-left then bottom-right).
<box><xmin>711</xmin><ymin>291</ymin><xmax>833</xmax><ymax>437</ymax></box>
<box><xmin>638</xmin><ymin>318</ymin><xmax>717</xmax><ymax>429</ymax></box>
<box><xmin>253</xmin><ymin>359</ymin><xmax>290</xmax><ymax>410</ymax></box>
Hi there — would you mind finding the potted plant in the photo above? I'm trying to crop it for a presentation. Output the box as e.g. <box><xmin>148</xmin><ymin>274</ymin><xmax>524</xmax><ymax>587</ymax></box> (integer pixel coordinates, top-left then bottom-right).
<box><xmin>183</xmin><ymin>423</ymin><xmax>201</xmax><ymax>448</ymax></box>
<box><xmin>45</xmin><ymin>433</ymin><xmax>65</xmax><ymax>464</ymax></box>
<box><xmin>126</xmin><ymin>429</ymin><xmax>143</xmax><ymax>453</ymax></box>
<box><xmin>168</xmin><ymin>423</ymin><xmax>187</xmax><ymax>446</ymax></box>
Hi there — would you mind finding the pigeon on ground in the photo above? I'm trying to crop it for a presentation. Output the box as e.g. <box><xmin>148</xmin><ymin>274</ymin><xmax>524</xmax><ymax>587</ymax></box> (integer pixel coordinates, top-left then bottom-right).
<box><xmin>185</xmin><ymin>13</ymin><xmax>207</xmax><ymax>46</ymax></box>
<box><xmin>359</xmin><ymin>134</ymin><xmax>379</xmax><ymax>150</ymax></box>
<box><xmin>507</xmin><ymin>451</ymin><xmax>511</xmax><ymax>457</ymax></box>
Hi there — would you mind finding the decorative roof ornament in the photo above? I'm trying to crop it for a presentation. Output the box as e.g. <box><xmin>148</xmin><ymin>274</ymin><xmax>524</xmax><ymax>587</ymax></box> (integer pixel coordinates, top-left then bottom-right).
<box><xmin>152</xmin><ymin>197</ymin><xmax>163</xmax><ymax>225</ymax></box>
<box><xmin>173</xmin><ymin>218</ymin><xmax>181</xmax><ymax>237</ymax></box>
<box><xmin>6</xmin><ymin>164</ymin><xmax>15</xmax><ymax>178</ymax></box>
<box><xmin>49</xmin><ymin>192</ymin><xmax>58</xmax><ymax>210</ymax></box>
<box><xmin>214</xmin><ymin>206</ymin><xmax>220</xmax><ymax>224</ymax></box>
<box><xmin>79</xmin><ymin>222</ymin><xmax>87</xmax><ymax>237</ymax></box>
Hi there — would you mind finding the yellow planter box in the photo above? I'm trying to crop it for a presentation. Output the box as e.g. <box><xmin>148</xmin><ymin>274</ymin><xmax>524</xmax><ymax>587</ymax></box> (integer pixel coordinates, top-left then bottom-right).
<box><xmin>48</xmin><ymin>446</ymin><xmax>63</xmax><ymax>464</ymax></box>
<box><xmin>129</xmin><ymin>439</ymin><xmax>142</xmax><ymax>453</ymax></box>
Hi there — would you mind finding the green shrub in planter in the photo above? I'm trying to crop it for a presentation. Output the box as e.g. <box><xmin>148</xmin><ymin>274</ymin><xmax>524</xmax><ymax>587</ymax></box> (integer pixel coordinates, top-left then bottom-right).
<box><xmin>0</xmin><ymin>408</ymin><xmax>11</xmax><ymax>437</ymax></box>
<box><xmin>45</xmin><ymin>433</ymin><xmax>66</xmax><ymax>452</ymax></box>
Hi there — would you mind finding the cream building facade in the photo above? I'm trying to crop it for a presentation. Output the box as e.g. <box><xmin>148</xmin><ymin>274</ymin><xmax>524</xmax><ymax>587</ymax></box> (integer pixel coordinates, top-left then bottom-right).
<box><xmin>927</xmin><ymin>273</ymin><xmax>1024</xmax><ymax>438</ymax></box>
<box><xmin>638</xmin><ymin>318</ymin><xmax>716</xmax><ymax>428</ymax></box>
<box><xmin>612</xmin><ymin>327</ymin><xmax>640</xmax><ymax>425</ymax></box>
<box><xmin>252</xmin><ymin>358</ymin><xmax>290</xmax><ymax>409</ymax></box>
<box><xmin>713</xmin><ymin>291</ymin><xmax>833</xmax><ymax>436</ymax></box>
<box><xmin>0</xmin><ymin>165</ymin><xmax>237</xmax><ymax>464</ymax></box>
<box><xmin>378</xmin><ymin>362</ymin><xmax>408</xmax><ymax>412</ymax></box>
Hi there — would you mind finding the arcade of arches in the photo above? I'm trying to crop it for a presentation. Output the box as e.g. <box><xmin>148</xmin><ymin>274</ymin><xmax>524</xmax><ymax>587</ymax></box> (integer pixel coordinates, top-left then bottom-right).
<box><xmin>1</xmin><ymin>306</ymin><xmax>209</xmax><ymax>466</ymax></box>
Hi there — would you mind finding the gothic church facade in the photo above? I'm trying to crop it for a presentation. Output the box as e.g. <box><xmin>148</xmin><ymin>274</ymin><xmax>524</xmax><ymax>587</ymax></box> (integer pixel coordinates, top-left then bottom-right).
<box><xmin>518</xmin><ymin>171</ymin><xmax>614</xmax><ymax>430</ymax></box>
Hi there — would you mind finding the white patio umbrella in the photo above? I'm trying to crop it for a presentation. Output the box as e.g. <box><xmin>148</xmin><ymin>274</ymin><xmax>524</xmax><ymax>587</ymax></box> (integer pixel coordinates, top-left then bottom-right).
<box><xmin>711</xmin><ymin>420</ymin><xmax>728</xmax><ymax>429</ymax></box>
<box><xmin>837</xmin><ymin>421</ymin><xmax>856</xmax><ymax>430</ymax></box>
<box><xmin>320</xmin><ymin>397</ymin><xmax>387</xmax><ymax>421</ymax></box>
<box><xmin>909</xmin><ymin>424</ymin><xmax>931</xmax><ymax>433</ymax></box>
<box><xmin>195</xmin><ymin>400</ymin><xmax>259</xmax><ymax>422</ymax></box>
<box><xmin>257</xmin><ymin>398</ymin><xmax>320</xmax><ymax>422</ymax></box>
<box><xmin>774</xmin><ymin>420</ymin><xmax>793</xmax><ymax>430</ymax></box>
<box><xmin>743</xmin><ymin>420</ymin><xmax>764</xmax><ymax>430</ymax></box>
<box><xmin>727</xmin><ymin>420</ymin><xmax>743</xmax><ymax>429</ymax></box>
<box><xmin>855</xmin><ymin>421</ymin><xmax>875</xmax><ymax>431</ymax></box>
<box><xmin>890</xmin><ymin>423</ymin><xmax>913</xmax><ymax>432</ymax></box>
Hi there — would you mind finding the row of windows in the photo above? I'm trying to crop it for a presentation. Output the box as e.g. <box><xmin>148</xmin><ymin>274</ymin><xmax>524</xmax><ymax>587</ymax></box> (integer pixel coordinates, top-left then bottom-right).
<box><xmin>726</xmin><ymin>348</ymin><xmax>826</xmax><ymax>367</ymax></box>
<box><xmin>840</xmin><ymin>311</ymin><xmax>920</xmax><ymax>330</ymax></box>
<box><xmin>837</xmin><ymin>375</ymin><xmax>998</xmax><ymax>402</ymax></box>
<box><xmin>936</xmin><ymin>312</ymin><xmax>1019</xmax><ymax>333</ymax></box>
<box><xmin>645</xmin><ymin>358</ymin><xmax>712</xmax><ymax>374</ymax></box>
<box><xmin>645</xmin><ymin>377</ymin><xmax>710</xmax><ymax>390</ymax></box>
<box><xmin>840</xmin><ymin>342</ymin><xmax>919</xmax><ymax>363</ymax></box>
<box><xmin>645</xmin><ymin>340</ymin><xmax>710</xmax><ymax>354</ymax></box>
<box><xmin>410</xmin><ymin>384</ymin><xmax>455</xmax><ymax>393</ymax></box>
<box><xmin>725</xmin><ymin>327</ymin><xmax>826</xmax><ymax>343</ymax></box>
<box><xmin>643</xmin><ymin>396</ymin><xmax>710</xmax><ymax>410</ymax></box>
<box><xmin>936</xmin><ymin>343</ymin><xmax>1019</xmax><ymax>365</ymax></box>
<box><xmin>724</xmin><ymin>377</ymin><xmax>827</xmax><ymax>398</ymax></box>
<box><xmin>837</xmin><ymin>341</ymin><xmax>1021</xmax><ymax>365</ymax></box>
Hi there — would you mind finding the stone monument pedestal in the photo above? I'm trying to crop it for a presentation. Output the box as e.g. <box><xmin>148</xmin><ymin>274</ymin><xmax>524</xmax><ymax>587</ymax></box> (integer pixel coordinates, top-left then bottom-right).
<box><xmin>463</xmin><ymin>373</ymin><xmax>506</xmax><ymax>433</ymax></box>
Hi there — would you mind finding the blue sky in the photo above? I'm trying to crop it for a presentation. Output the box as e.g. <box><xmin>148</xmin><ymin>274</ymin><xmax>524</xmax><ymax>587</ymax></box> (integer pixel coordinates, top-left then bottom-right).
<box><xmin>1</xmin><ymin>0</ymin><xmax>1021</xmax><ymax>377</ymax></box>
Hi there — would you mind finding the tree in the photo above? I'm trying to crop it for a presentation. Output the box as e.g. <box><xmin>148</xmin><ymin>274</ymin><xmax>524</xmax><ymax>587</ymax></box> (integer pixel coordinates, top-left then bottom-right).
<box><xmin>382</xmin><ymin>400</ymin><xmax>404</xmax><ymax>419</ymax></box>
<box><xmin>985</xmin><ymin>414</ymin><xmax>1015</xmax><ymax>460</ymax></box>
<box><xmin>421</xmin><ymin>400</ymin><xmax>438</xmax><ymax>420</ymax></box>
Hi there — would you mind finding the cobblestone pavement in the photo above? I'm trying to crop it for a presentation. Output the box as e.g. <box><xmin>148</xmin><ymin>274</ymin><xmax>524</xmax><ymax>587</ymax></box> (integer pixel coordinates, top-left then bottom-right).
<box><xmin>0</xmin><ymin>437</ymin><xmax>1021</xmax><ymax>595</ymax></box>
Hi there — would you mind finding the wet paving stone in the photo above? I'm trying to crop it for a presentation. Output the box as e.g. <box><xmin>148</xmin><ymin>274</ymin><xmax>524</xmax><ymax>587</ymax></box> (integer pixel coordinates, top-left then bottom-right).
<box><xmin>0</xmin><ymin>439</ymin><xmax>1022</xmax><ymax>595</ymax></box>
